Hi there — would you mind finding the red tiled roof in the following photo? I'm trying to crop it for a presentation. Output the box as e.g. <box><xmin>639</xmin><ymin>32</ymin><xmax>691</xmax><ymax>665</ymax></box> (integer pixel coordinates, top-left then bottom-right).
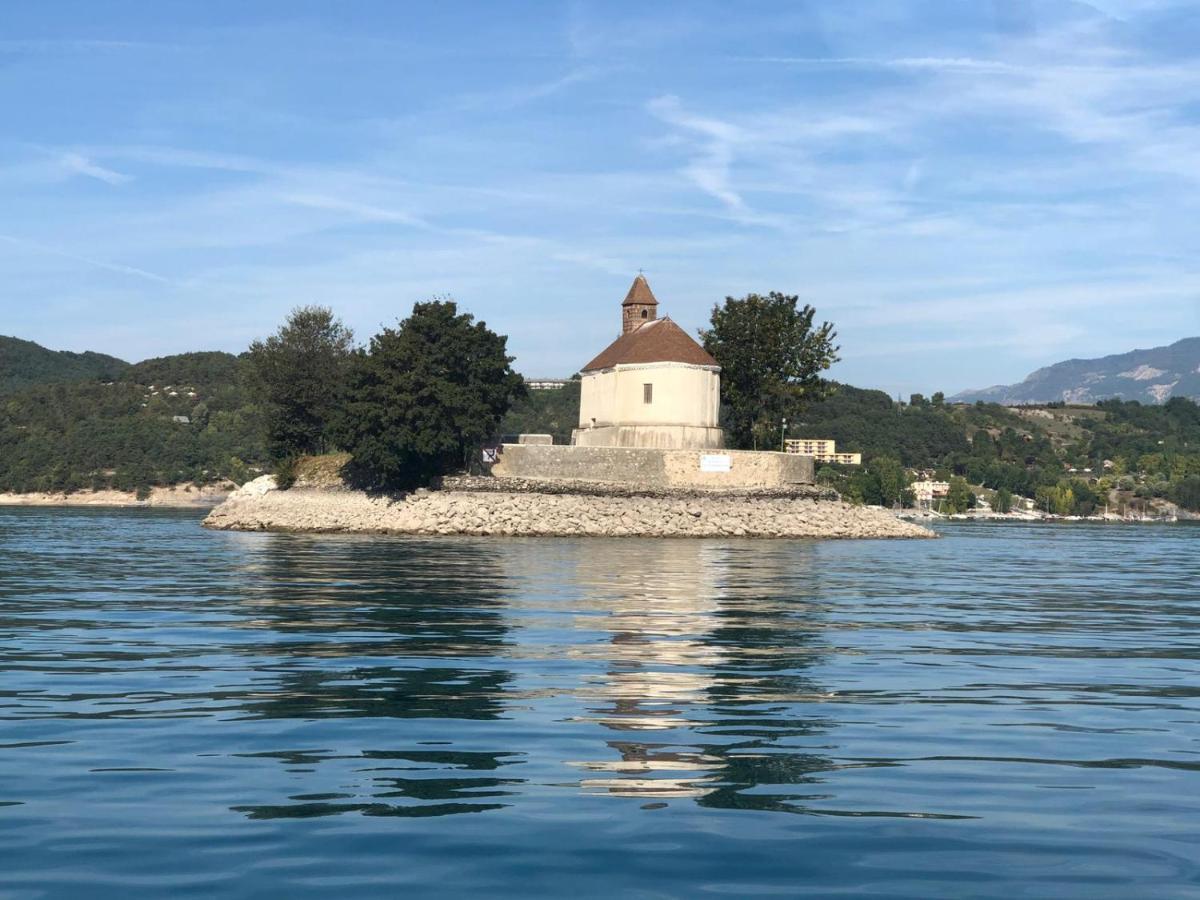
<box><xmin>622</xmin><ymin>274</ymin><xmax>659</xmax><ymax>307</ymax></box>
<box><xmin>582</xmin><ymin>317</ymin><xmax>718</xmax><ymax>371</ymax></box>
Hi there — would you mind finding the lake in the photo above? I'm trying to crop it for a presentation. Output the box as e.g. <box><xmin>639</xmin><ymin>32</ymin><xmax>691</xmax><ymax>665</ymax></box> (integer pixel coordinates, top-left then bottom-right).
<box><xmin>1</xmin><ymin>508</ymin><xmax>1198</xmax><ymax>898</ymax></box>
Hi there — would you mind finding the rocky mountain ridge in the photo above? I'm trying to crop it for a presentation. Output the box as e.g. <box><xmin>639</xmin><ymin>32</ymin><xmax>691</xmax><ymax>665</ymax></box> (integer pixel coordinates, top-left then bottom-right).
<box><xmin>952</xmin><ymin>337</ymin><xmax>1200</xmax><ymax>405</ymax></box>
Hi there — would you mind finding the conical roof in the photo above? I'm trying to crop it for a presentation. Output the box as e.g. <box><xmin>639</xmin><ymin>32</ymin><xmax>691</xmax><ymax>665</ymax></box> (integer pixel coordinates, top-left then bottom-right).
<box><xmin>582</xmin><ymin>317</ymin><xmax>718</xmax><ymax>371</ymax></box>
<box><xmin>622</xmin><ymin>274</ymin><xmax>658</xmax><ymax>307</ymax></box>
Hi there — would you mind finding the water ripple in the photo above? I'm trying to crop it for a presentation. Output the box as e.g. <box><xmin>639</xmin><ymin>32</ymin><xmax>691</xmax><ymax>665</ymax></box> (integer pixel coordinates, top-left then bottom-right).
<box><xmin>1</xmin><ymin>509</ymin><xmax>1198</xmax><ymax>897</ymax></box>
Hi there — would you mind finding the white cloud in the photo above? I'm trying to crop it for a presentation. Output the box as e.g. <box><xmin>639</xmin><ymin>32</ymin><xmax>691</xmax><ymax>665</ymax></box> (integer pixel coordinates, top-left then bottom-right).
<box><xmin>0</xmin><ymin>233</ymin><xmax>170</xmax><ymax>284</ymax></box>
<box><xmin>4</xmin><ymin>1</ymin><xmax>1198</xmax><ymax>395</ymax></box>
<box><xmin>58</xmin><ymin>152</ymin><xmax>131</xmax><ymax>185</ymax></box>
<box><xmin>740</xmin><ymin>55</ymin><xmax>1034</xmax><ymax>75</ymax></box>
<box><xmin>646</xmin><ymin>94</ymin><xmax>749</xmax><ymax>214</ymax></box>
<box><xmin>278</xmin><ymin>193</ymin><xmax>432</xmax><ymax>230</ymax></box>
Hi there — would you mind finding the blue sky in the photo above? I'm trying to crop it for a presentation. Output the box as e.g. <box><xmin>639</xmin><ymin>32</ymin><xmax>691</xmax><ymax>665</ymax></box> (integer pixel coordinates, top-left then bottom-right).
<box><xmin>2</xmin><ymin>0</ymin><xmax>1199</xmax><ymax>396</ymax></box>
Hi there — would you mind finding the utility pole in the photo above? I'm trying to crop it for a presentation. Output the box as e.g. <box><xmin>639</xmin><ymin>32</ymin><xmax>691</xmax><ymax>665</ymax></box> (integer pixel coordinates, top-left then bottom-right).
<box><xmin>780</xmin><ymin>417</ymin><xmax>787</xmax><ymax>453</ymax></box>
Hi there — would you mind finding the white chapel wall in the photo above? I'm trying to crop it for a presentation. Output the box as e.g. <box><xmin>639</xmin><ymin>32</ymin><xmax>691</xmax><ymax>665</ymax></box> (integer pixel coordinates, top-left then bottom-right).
<box><xmin>578</xmin><ymin>363</ymin><xmax>719</xmax><ymax>430</ymax></box>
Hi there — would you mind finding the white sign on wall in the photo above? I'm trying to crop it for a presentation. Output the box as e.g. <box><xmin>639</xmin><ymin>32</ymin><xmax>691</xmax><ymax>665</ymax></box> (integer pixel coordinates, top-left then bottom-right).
<box><xmin>699</xmin><ymin>454</ymin><xmax>732</xmax><ymax>472</ymax></box>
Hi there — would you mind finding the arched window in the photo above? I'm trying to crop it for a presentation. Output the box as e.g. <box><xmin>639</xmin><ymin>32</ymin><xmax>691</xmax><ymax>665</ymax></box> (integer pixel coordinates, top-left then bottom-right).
<box><xmin>641</xmin><ymin>309</ymin><xmax>648</xmax><ymax>318</ymax></box>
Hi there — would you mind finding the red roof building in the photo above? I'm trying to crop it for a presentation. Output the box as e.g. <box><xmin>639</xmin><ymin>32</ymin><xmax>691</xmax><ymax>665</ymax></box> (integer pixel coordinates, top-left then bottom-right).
<box><xmin>583</xmin><ymin>316</ymin><xmax>719</xmax><ymax>372</ymax></box>
<box><xmin>573</xmin><ymin>275</ymin><xmax>724</xmax><ymax>450</ymax></box>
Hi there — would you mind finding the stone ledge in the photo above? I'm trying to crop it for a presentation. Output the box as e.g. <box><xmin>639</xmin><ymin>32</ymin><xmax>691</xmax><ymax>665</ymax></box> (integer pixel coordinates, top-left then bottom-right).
<box><xmin>441</xmin><ymin>474</ymin><xmax>836</xmax><ymax>501</ymax></box>
<box><xmin>203</xmin><ymin>481</ymin><xmax>934</xmax><ymax>540</ymax></box>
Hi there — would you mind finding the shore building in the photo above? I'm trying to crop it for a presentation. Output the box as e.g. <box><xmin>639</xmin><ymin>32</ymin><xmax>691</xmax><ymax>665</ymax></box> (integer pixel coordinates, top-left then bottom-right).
<box><xmin>911</xmin><ymin>480</ymin><xmax>951</xmax><ymax>503</ymax></box>
<box><xmin>784</xmin><ymin>438</ymin><xmax>862</xmax><ymax>466</ymax></box>
<box><xmin>572</xmin><ymin>275</ymin><xmax>724</xmax><ymax>450</ymax></box>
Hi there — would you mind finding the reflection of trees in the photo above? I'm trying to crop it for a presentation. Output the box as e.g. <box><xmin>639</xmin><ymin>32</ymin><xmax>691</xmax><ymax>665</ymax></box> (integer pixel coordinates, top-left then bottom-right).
<box><xmin>223</xmin><ymin>535</ymin><xmax>521</xmax><ymax>819</ymax></box>
<box><xmin>697</xmin><ymin>553</ymin><xmax>838</xmax><ymax>813</ymax></box>
<box><xmin>229</xmin><ymin>536</ymin><xmax>513</xmax><ymax>721</ymax></box>
<box><xmin>556</xmin><ymin>540</ymin><xmax>837</xmax><ymax>810</ymax></box>
<box><xmin>231</xmin><ymin>749</ymin><xmax>523</xmax><ymax>820</ymax></box>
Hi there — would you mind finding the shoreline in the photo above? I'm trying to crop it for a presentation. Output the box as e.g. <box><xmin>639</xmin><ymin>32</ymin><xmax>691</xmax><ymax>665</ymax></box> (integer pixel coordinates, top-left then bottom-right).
<box><xmin>897</xmin><ymin>510</ymin><xmax>1194</xmax><ymax>524</ymax></box>
<box><xmin>202</xmin><ymin>477</ymin><xmax>934</xmax><ymax>540</ymax></box>
<box><xmin>0</xmin><ymin>483</ymin><xmax>234</xmax><ymax>509</ymax></box>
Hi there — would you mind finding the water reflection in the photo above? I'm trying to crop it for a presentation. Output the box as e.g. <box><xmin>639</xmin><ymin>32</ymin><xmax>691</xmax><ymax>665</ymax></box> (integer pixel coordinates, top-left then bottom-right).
<box><xmin>231</xmin><ymin>749</ymin><xmax>523</xmax><ymax>819</ymax></box>
<box><xmin>512</xmin><ymin>540</ymin><xmax>839</xmax><ymax>808</ymax></box>
<box><xmin>229</xmin><ymin>535</ymin><xmax>514</xmax><ymax>722</ymax></box>
<box><xmin>218</xmin><ymin>534</ymin><xmax>523</xmax><ymax>819</ymax></box>
<box><xmin>6</xmin><ymin>511</ymin><xmax>1200</xmax><ymax>896</ymax></box>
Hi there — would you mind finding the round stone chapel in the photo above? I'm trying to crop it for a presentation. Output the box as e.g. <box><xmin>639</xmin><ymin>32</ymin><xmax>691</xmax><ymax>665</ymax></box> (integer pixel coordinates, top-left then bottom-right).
<box><xmin>572</xmin><ymin>275</ymin><xmax>724</xmax><ymax>450</ymax></box>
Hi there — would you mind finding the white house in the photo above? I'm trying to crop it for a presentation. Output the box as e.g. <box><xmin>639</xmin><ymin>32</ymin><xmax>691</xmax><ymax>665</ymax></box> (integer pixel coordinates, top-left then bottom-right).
<box><xmin>572</xmin><ymin>275</ymin><xmax>724</xmax><ymax>450</ymax></box>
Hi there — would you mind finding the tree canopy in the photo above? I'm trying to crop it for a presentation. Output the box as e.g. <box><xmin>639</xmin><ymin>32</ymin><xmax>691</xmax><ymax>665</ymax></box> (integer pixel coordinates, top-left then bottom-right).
<box><xmin>246</xmin><ymin>306</ymin><xmax>355</xmax><ymax>459</ymax></box>
<box><xmin>700</xmin><ymin>292</ymin><xmax>839</xmax><ymax>449</ymax></box>
<box><xmin>501</xmin><ymin>377</ymin><xmax>581</xmax><ymax>445</ymax></box>
<box><xmin>334</xmin><ymin>301</ymin><xmax>524</xmax><ymax>489</ymax></box>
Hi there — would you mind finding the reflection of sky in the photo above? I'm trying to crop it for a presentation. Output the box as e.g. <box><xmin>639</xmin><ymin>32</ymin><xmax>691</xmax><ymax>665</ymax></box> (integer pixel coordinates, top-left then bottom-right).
<box><xmin>499</xmin><ymin>539</ymin><xmax>835</xmax><ymax>803</ymax></box>
<box><xmin>7</xmin><ymin>510</ymin><xmax>1200</xmax><ymax>900</ymax></box>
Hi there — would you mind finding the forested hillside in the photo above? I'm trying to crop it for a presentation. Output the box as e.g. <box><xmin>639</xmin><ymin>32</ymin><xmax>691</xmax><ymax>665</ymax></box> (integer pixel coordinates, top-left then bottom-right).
<box><xmin>4</xmin><ymin>332</ymin><xmax>1199</xmax><ymax>514</ymax></box>
<box><xmin>0</xmin><ymin>351</ymin><xmax>267</xmax><ymax>494</ymax></box>
<box><xmin>0</xmin><ymin>335</ymin><xmax>129</xmax><ymax>393</ymax></box>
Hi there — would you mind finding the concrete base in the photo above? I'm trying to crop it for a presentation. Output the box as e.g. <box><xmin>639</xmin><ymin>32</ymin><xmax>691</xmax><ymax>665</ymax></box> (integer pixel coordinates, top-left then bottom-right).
<box><xmin>492</xmin><ymin>443</ymin><xmax>814</xmax><ymax>490</ymax></box>
<box><xmin>571</xmin><ymin>424</ymin><xmax>724</xmax><ymax>450</ymax></box>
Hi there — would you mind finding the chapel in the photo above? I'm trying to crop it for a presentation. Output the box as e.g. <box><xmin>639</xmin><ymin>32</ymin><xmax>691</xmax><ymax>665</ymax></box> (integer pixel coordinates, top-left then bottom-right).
<box><xmin>572</xmin><ymin>275</ymin><xmax>724</xmax><ymax>450</ymax></box>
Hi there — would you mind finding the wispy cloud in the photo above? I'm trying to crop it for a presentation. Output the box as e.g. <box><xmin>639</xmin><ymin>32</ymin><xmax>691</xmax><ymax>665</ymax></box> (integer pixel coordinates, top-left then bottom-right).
<box><xmin>58</xmin><ymin>152</ymin><xmax>131</xmax><ymax>185</ymax></box>
<box><xmin>0</xmin><ymin>39</ymin><xmax>169</xmax><ymax>53</ymax></box>
<box><xmin>647</xmin><ymin>94</ymin><xmax>749</xmax><ymax>215</ymax></box>
<box><xmin>3</xmin><ymin>1</ymin><xmax>1198</xmax><ymax>394</ymax></box>
<box><xmin>738</xmin><ymin>55</ymin><xmax>1035</xmax><ymax>74</ymax></box>
<box><xmin>454</xmin><ymin>66</ymin><xmax>611</xmax><ymax>111</ymax></box>
<box><xmin>278</xmin><ymin>193</ymin><xmax>433</xmax><ymax>229</ymax></box>
<box><xmin>0</xmin><ymin>234</ymin><xmax>171</xmax><ymax>284</ymax></box>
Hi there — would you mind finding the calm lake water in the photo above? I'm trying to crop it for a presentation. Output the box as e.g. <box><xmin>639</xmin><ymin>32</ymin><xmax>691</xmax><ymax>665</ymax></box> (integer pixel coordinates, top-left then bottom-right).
<box><xmin>1</xmin><ymin>508</ymin><xmax>1198</xmax><ymax>898</ymax></box>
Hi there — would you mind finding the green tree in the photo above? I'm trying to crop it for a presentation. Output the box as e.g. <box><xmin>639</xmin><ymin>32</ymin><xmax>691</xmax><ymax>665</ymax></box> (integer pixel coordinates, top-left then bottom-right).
<box><xmin>335</xmin><ymin>300</ymin><xmax>524</xmax><ymax>489</ymax></box>
<box><xmin>871</xmin><ymin>456</ymin><xmax>910</xmax><ymax>507</ymax></box>
<box><xmin>247</xmin><ymin>306</ymin><xmax>355</xmax><ymax>460</ymax></box>
<box><xmin>500</xmin><ymin>376</ymin><xmax>581</xmax><ymax>445</ymax></box>
<box><xmin>190</xmin><ymin>401</ymin><xmax>210</xmax><ymax>430</ymax></box>
<box><xmin>1172</xmin><ymin>475</ymin><xmax>1200</xmax><ymax>511</ymax></box>
<box><xmin>943</xmin><ymin>476</ymin><xmax>975</xmax><ymax>514</ymax></box>
<box><xmin>699</xmin><ymin>292</ymin><xmax>838</xmax><ymax>449</ymax></box>
<box><xmin>1036</xmin><ymin>483</ymin><xmax>1076</xmax><ymax>516</ymax></box>
<box><xmin>993</xmin><ymin>488</ymin><xmax>1013</xmax><ymax>514</ymax></box>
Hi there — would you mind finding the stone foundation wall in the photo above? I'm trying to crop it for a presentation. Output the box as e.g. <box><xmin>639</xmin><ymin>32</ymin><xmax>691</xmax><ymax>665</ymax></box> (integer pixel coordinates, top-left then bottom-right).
<box><xmin>490</xmin><ymin>444</ymin><xmax>814</xmax><ymax>490</ymax></box>
<box><xmin>571</xmin><ymin>424</ymin><xmax>725</xmax><ymax>450</ymax></box>
<box><xmin>443</xmin><ymin>474</ymin><xmax>835</xmax><ymax>500</ymax></box>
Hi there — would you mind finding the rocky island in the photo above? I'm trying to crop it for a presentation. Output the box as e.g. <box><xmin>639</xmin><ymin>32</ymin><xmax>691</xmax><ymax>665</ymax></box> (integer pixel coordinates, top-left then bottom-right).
<box><xmin>202</xmin><ymin>470</ymin><xmax>932</xmax><ymax>540</ymax></box>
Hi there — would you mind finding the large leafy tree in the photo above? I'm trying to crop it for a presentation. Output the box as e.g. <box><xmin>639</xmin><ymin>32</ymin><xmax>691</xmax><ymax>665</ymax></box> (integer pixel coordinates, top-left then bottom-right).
<box><xmin>247</xmin><ymin>306</ymin><xmax>355</xmax><ymax>459</ymax></box>
<box><xmin>700</xmin><ymin>292</ymin><xmax>839</xmax><ymax>449</ymax></box>
<box><xmin>335</xmin><ymin>300</ymin><xmax>525</xmax><ymax>489</ymax></box>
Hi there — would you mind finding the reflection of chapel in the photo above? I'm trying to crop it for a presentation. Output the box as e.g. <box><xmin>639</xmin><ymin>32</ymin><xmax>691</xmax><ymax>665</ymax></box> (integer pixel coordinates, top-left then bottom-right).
<box><xmin>572</xmin><ymin>275</ymin><xmax>724</xmax><ymax>450</ymax></box>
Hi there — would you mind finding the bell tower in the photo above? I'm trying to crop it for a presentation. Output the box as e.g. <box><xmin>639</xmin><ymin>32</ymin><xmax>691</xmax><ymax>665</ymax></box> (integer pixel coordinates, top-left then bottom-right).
<box><xmin>621</xmin><ymin>273</ymin><xmax>659</xmax><ymax>334</ymax></box>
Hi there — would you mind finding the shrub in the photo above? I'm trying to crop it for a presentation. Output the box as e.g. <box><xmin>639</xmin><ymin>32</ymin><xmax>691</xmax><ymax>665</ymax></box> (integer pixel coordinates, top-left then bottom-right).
<box><xmin>273</xmin><ymin>456</ymin><xmax>299</xmax><ymax>491</ymax></box>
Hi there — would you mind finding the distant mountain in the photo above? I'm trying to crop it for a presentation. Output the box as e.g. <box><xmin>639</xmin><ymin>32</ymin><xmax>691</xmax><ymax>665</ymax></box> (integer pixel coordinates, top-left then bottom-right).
<box><xmin>0</xmin><ymin>335</ymin><xmax>129</xmax><ymax>394</ymax></box>
<box><xmin>952</xmin><ymin>338</ymin><xmax>1200</xmax><ymax>406</ymax></box>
